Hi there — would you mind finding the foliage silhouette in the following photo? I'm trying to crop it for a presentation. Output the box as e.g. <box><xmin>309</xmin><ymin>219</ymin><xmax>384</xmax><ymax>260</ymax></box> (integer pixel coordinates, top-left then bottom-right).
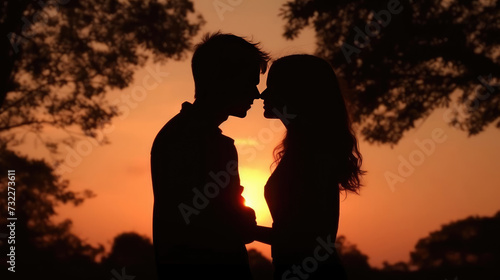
<box><xmin>0</xmin><ymin>0</ymin><xmax>203</xmax><ymax>151</ymax></box>
<box><xmin>280</xmin><ymin>0</ymin><xmax>500</xmax><ymax>145</ymax></box>
<box><xmin>370</xmin><ymin>211</ymin><xmax>500</xmax><ymax>280</ymax></box>
<box><xmin>335</xmin><ymin>211</ymin><xmax>500</xmax><ymax>280</ymax></box>
<box><xmin>101</xmin><ymin>232</ymin><xmax>158</xmax><ymax>280</ymax></box>
<box><xmin>410</xmin><ymin>211</ymin><xmax>500</xmax><ymax>275</ymax></box>
<box><xmin>335</xmin><ymin>235</ymin><xmax>371</xmax><ymax>278</ymax></box>
<box><xmin>0</xmin><ymin>145</ymin><xmax>104</xmax><ymax>279</ymax></box>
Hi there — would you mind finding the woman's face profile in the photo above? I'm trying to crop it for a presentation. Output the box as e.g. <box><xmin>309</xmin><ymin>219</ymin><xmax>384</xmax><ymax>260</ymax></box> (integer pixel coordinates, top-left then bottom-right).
<box><xmin>261</xmin><ymin>66</ymin><xmax>289</xmax><ymax>119</ymax></box>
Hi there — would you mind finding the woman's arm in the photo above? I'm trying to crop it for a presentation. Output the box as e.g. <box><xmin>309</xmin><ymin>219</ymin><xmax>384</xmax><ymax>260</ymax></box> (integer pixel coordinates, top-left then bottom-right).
<box><xmin>254</xmin><ymin>225</ymin><xmax>273</xmax><ymax>245</ymax></box>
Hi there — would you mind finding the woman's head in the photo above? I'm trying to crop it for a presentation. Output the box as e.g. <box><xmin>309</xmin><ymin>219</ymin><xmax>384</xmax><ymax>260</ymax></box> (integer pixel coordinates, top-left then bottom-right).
<box><xmin>261</xmin><ymin>54</ymin><xmax>342</xmax><ymax>122</ymax></box>
<box><xmin>262</xmin><ymin>54</ymin><xmax>365</xmax><ymax>194</ymax></box>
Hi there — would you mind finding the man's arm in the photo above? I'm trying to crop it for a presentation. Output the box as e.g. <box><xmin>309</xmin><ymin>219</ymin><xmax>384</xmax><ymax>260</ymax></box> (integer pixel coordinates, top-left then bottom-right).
<box><xmin>254</xmin><ymin>225</ymin><xmax>273</xmax><ymax>245</ymax></box>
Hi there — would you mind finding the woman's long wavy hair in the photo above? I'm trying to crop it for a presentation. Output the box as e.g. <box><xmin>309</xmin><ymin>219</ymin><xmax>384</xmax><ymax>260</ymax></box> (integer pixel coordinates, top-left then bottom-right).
<box><xmin>270</xmin><ymin>54</ymin><xmax>366</xmax><ymax>194</ymax></box>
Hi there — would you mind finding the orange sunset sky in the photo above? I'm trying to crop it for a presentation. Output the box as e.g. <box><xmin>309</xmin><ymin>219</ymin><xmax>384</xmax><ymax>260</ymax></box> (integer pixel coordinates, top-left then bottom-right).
<box><xmin>18</xmin><ymin>0</ymin><xmax>500</xmax><ymax>268</ymax></box>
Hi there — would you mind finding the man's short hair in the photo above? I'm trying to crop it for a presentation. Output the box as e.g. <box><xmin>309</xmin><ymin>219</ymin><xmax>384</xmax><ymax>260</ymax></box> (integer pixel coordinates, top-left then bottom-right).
<box><xmin>191</xmin><ymin>32</ymin><xmax>270</xmax><ymax>99</ymax></box>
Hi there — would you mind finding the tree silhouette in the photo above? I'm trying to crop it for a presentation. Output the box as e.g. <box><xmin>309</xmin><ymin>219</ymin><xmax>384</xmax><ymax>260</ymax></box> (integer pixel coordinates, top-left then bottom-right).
<box><xmin>0</xmin><ymin>0</ymin><xmax>203</xmax><ymax>150</ymax></box>
<box><xmin>335</xmin><ymin>235</ymin><xmax>372</xmax><ymax>278</ymax></box>
<box><xmin>381</xmin><ymin>260</ymin><xmax>409</xmax><ymax>272</ymax></box>
<box><xmin>410</xmin><ymin>211</ymin><xmax>500</xmax><ymax>275</ymax></box>
<box><xmin>370</xmin><ymin>211</ymin><xmax>500</xmax><ymax>280</ymax></box>
<box><xmin>280</xmin><ymin>0</ymin><xmax>500</xmax><ymax>145</ymax></box>
<box><xmin>101</xmin><ymin>232</ymin><xmax>157</xmax><ymax>280</ymax></box>
<box><xmin>0</xmin><ymin>145</ymin><xmax>104</xmax><ymax>279</ymax></box>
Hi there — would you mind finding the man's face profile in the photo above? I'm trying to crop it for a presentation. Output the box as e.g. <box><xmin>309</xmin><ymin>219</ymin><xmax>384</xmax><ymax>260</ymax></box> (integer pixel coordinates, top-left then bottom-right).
<box><xmin>218</xmin><ymin>62</ymin><xmax>261</xmax><ymax>118</ymax></box>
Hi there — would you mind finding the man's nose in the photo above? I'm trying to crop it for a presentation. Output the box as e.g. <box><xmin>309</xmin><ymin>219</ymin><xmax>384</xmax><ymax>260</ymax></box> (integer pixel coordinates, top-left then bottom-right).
<box><xmin>251</xmin><ymin>86</ymin><xmax>260</xmax><ymax>100</ymax></box>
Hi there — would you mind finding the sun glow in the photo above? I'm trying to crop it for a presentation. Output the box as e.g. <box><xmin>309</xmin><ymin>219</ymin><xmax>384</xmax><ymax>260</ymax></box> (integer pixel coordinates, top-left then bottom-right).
<box><xmin>239</xmin><ymin>167</ymin><xmax>273</xmax><ymax>226</ymax></box>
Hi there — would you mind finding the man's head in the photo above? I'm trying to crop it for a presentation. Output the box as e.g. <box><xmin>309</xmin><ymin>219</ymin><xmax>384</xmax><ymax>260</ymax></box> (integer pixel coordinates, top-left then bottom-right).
<box><xmin>191</xmin><ymin>32</ymin><xmax>270</xmax><ymax>118</ymax></box>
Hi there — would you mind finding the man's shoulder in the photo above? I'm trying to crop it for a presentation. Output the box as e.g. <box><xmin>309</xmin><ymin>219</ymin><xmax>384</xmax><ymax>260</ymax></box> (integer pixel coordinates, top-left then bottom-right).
<box><xmin>153</xmin><ymin>113</ymin><xmax>183</xmax><ymax>141</ymax></box>
<box><xmin>151</xmin><ymin>109</ymin><xmax>196</xmax><ymax>153</ymax></box>
<box><xmin>218</xmin><ymin>133</ymin><xmax>235</xmax><ymax>146</ymax></box>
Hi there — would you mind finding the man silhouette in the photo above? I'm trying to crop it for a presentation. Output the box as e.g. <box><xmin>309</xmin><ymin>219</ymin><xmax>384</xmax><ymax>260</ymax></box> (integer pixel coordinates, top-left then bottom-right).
<box><xmin>151</xmin><ymin>33</ymin><xmax>270</xmax><ymax>280</ymax></box>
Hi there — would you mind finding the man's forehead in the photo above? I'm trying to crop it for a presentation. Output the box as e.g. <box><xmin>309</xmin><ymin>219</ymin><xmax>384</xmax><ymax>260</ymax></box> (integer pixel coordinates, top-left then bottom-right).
<box><xmin>232</xmin><ymin>62</ymin><xmax>261</xmax><ymax>79</ymax></box>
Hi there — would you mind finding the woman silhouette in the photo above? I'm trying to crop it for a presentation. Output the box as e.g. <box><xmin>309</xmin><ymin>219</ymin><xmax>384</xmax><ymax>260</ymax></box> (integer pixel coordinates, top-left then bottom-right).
<box><xmin>255</xmin><ymin>54</ymin><xmax>365</xmax><ymax>279</ymax></box>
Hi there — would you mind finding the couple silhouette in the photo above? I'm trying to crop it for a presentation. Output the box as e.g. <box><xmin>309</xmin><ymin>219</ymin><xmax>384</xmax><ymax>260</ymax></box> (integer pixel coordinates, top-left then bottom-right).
<box><xmin>150</xmin><ymin>32</ymin><xmax>365</xmax><ymax>280</ymax></box>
